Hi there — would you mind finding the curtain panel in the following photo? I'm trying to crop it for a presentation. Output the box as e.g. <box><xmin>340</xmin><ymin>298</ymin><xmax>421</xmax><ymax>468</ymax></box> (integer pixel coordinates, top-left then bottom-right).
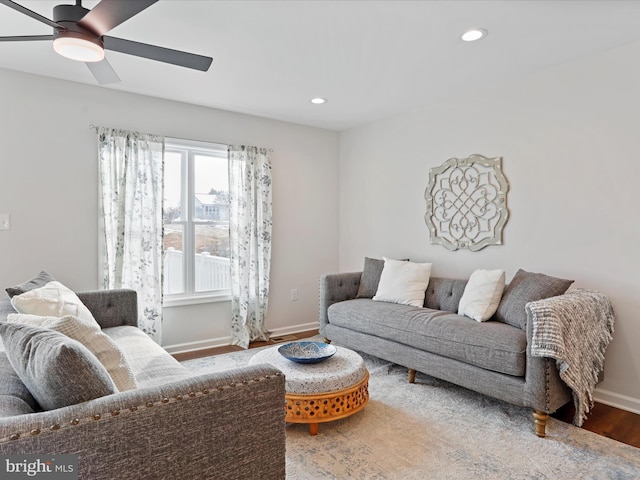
<box><xmin>97</xmin><ymin>127</ymin><xmax>165</xmax><ymax>343</ymax></box>
<box><xmin>228</xmin><ymin>145</ymin><xmax>273</xmax><ymax>348</ymax></box>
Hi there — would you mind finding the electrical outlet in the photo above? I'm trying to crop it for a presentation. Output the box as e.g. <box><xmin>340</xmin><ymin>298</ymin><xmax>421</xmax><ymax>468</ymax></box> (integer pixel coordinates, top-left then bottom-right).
<box><xmin>0</xmin><ymin>214</ymin><xmax>10</xmax><ymax>231</ymax></box>
<box><xmin>290</xmin><ymin>288</ymin><xmax>298</xmax><ymax>301</ymax></box>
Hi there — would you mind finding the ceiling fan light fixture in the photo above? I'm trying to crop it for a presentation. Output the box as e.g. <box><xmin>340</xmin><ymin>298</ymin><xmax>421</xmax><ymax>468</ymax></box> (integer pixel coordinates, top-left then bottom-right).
<box><xmin>53</xmin><ymin>33</ymin><xmax>104</xmax><ymax>62</ymax></box>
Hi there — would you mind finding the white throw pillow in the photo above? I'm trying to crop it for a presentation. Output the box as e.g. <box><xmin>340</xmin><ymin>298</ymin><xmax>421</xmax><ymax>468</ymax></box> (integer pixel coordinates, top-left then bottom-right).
<box><xmin>458</xmin><ymin>269</ymin><xmax>506</xmax><ymax>322</ymax></box>
<box><xmin>372</xmin><ymin>257</ymin><xmax>432</xmax><ymax>307</ymax></box>
<box><xmin>11</xmin><ymin>281</ymin><xmax>98</xmax><ymax>329</ymax></box>
<box><xmin>6</xmin><ymin>313</ymin><xmax>137</xmax><ymax>392</ymax></box>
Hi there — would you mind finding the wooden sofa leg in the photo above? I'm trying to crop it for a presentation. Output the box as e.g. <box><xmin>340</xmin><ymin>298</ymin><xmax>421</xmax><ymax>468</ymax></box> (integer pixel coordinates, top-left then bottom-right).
<box><xmin>533</xmin><ymin>410</ymin><xmax>549</xmax><ymax>438</ymax></box>
<box><xmin>408</xmin><ymin>369</ymin><xmax>416</xmax><ymax>384</ymax></box>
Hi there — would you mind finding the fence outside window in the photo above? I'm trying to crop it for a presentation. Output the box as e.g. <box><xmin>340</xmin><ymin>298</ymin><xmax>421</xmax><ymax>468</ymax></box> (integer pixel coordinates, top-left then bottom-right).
<box><xmin>164</xmin><ymin>248</ymin><xmax>230</xmax><ymax>294</ymax></box>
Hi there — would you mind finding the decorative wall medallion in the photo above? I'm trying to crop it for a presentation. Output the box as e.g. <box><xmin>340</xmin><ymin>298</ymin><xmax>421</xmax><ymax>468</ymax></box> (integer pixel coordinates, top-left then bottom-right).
<box><xmin>425</xmin><ymin>154</ymin><xmax>509</xmax><ymax>251</ymax></box>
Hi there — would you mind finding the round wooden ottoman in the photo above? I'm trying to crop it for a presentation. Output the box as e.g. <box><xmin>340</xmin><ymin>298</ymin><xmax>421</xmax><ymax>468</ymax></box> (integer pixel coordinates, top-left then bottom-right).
<box><xmin>248</xmin><ymin>344</ymin><xmax>369</xmax><ymax>435</ymax></box>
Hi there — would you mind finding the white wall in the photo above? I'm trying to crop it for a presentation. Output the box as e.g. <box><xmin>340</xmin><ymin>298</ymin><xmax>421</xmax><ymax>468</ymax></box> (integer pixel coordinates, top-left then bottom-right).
<box><xmin>0</xmin><ymin>68</ymin><xmax>339</xmax><ymax>352</ymax></box>
<box><xmin>338</xmin><ymin>41</ymin><xmax>640</xmax><ymax>413</ymax></box>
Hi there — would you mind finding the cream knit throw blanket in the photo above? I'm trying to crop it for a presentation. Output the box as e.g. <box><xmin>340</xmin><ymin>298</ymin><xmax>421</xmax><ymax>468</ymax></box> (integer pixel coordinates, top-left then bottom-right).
<box><xmin>527</xmin><ymin>287</ymin><xmax>615</xmax><ymax>426</ymax></box>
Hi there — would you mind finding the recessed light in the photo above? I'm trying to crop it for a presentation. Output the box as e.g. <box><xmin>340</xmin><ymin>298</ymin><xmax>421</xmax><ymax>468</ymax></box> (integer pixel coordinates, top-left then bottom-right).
<box><xmin>461</xmin><ymin>28</ymin><xmax>488</xmax><ymax>42</ymax></box>
<box><xmin>310</xmin><ymin>97</ymin><xmax>327</xmax><ymax>105</ymax></box>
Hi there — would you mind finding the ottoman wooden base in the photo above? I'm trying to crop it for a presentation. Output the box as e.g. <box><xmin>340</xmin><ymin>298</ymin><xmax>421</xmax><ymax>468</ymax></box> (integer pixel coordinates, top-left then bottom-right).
<box><xmin>285</xmin><ymin>372</ymin><xmax>369</xmax><ymax>435</ymax></box>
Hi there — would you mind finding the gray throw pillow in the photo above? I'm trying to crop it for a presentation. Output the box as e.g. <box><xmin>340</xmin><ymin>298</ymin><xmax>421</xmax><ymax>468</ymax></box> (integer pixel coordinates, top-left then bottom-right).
<box><xmin>5</xmin><ymin>271</ymin><xmax>55</xmax><ymax>298</ymax></box>
<box><xmin>0</xmin><ymin>322</ymin><xmax>117</xmax><ymax>411</ymax></box>
<box><xmin>0</xmin><ymin>353</ymin><xmax>39</xmax><ymax>416</ymax></box>
<box><xmin>494</xmin><ymin>269</ymin><xmax>574</xmax><ymax>329</ymax></box>
<box><xmin>355</xmin><ymin>257</ymin><xmax>385</xmax><ymax>298</ymax></box>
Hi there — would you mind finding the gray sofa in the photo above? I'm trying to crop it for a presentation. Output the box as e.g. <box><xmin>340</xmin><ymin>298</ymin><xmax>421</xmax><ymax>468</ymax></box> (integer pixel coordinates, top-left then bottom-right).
<box><xmin>319</xmin><ymin>271</ymin><xmax>580</xmax><ymax>438</ymax></box>
<box><xmin>0</xmin><ymin>289</ymin><xmax>285</xmax><ymax>480</ymax></box>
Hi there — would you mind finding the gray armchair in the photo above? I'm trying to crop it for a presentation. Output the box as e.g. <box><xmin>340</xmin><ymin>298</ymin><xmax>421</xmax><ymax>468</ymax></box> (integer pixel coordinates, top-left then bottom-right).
<box><xmin>0</xmin><ymin>290</ymin><xmax>286</xmax><ymax>480</ymax></box>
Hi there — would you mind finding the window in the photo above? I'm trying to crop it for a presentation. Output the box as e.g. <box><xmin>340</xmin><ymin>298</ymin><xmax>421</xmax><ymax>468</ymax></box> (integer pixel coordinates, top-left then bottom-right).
<box><xmin>163</xmin><ymin>138</ymin><xmax>230</xmax><ymax>303</ymax></box>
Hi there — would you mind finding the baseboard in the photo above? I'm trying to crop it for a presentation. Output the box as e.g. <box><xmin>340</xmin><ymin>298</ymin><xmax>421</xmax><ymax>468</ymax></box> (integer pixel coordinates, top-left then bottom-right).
<box><xmin>269</xmin><ymin>321</ymin><xmax>319</xmax><ymax>338</ymax></box>
<box><xmin>163</xmin><ymin>336</ymin><xmax>233</xmax><ymax>355</ymax></box>
<box><xmin>594</xmin><ymin>387</ymin><xmax>640</xmax><ymax>415</ymax></box>
<box><xmin>163</xmin><ymin>321</ymin><xmax>319</xmax><ymax>355</ymax></box>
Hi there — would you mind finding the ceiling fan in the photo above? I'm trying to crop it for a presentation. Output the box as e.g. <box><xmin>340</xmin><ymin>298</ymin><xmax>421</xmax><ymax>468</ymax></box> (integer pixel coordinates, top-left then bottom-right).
<box><xmin>0</xmin><ymin>0</ymin><xmax>213</xmax><ymax>85</ymax></box>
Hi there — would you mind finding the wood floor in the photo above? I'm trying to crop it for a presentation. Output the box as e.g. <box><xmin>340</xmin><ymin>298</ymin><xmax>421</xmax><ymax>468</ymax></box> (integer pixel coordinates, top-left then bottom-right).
<box><xmin>173</xmin><ymin>330</ymin><xmax>640</xmax><ymax>449</ymax></box>
<box><xmin>172</xmin><ymin>329</ymin><xmax>321</xmax><ymax>362</ymax></box>
<box><xmin>552</xmin><ymin>401</ymin><xmax>640</xmax><ymax>448</ymax></box>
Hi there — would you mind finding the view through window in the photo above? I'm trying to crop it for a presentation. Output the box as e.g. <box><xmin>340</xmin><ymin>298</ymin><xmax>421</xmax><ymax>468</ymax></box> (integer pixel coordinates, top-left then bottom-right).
<box><xmin>163</xmin><ymin>138</ymin><xmax>230</xmax><ymax>298</ymax></box>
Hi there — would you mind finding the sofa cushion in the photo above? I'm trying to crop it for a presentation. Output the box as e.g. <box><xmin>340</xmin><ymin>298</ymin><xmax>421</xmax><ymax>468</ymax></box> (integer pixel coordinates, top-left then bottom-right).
<box><xmin>495</xmin><ymin>269</ymin><xmax>574</xmax><ymax>329</ymax></box>
<box><xmin>423</xmin><ymin>277</ymin><xmax>468</xmax><ymax>311</ymax></box>
<box><xmin>0</xmin><ymin>323</ymin><xmax>117</xmax><ymax>410</ymax></box>
<box><xmin>373</xmin><ymin>258</ymin><xmax>431</xmax><ymax>308</ymax></box>
<box><xmin>458</xmin><ymin>269</ymin><xmax>506</xmax><ymax>322</ymax></box>
<box><xmin>5</xmin><ymin>270</ymin><xmax>55</xmax><ymax>298</ymax></box>
<box><xmin>103</xmin><ymin>326</ymin><xmax>190</xmax><ymax>388</ymax></box>
<box><xmin>328</xmin><ymin>299</ymin><xmax>527</xmax><ymax>376</ymax></box>
<box><xmin>7</xmin><ymin>313</ymin><xmax>137</xmax><ymax>392</ymax></box>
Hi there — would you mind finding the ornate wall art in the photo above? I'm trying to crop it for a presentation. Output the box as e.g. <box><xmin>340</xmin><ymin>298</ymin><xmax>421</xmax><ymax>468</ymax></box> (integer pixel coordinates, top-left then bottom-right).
<box><xmin>424</xmin><ymin>154</ymin><xmax>509</xmax><ymax>252</ymax></box>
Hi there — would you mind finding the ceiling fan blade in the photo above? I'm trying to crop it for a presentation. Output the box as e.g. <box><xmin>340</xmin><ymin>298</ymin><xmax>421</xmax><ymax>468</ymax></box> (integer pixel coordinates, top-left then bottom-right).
<box><xmin>104</xmin><ymin>36</ymin><xmax>212</xmax><ymax>72</ymax></box>
<box><xmin>78</xmin><ymin>0</ymin><xmax>158</xmax><ymax>36</ymax></box>
<box><xmin>0</xmin><ymin>35</ymin><xmax>53</xmax><ymax>42</ymax></box>
<box><xmin>86</xmin><ymin>58</ymin><xmax>121</xmax><ymax>85</ymax></box>
<box><xmin>0</xmin><ymin>0</ymin><xmax>63</xmax><ymax>28</ymax></box>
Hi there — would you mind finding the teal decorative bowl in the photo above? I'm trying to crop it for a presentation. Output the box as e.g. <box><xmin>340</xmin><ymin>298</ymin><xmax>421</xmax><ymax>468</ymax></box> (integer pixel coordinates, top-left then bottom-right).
<box><xmin>278</xmin><ymin>341</ymin><xmax>337</xmax><ymax>364</ymax></box>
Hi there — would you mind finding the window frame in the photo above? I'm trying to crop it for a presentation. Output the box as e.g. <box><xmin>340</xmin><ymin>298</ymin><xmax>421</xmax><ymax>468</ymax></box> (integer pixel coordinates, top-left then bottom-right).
<box><xmin>163</xmin><ymin>138</ymin><xmax>231</xmax><ymax>307</ymax></box>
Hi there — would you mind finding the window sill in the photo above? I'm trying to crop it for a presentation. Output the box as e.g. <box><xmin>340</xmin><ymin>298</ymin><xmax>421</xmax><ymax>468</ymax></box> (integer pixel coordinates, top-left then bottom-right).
<box><xmin>163</xmin><ymin>292</ymin><xmax>231</xmax><ymax>308</ymax></box>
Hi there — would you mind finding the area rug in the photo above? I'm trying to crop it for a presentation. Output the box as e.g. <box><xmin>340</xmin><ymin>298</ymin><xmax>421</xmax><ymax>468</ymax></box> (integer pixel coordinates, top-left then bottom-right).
<box><xmin>181</xmin><ymin>341</ymin><xmax>640</xmax><ymax>480</ymax></box>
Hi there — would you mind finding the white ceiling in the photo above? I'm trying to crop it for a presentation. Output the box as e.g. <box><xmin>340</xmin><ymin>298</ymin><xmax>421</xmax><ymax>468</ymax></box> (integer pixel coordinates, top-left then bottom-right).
<box><xmin>2</xmin><ymin>0</ymin><xmax>640</xmax><ymax>131</ymax></box>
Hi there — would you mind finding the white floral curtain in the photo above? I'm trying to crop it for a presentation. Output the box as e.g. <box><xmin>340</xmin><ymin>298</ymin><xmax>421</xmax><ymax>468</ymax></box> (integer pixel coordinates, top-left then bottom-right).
<box><xmin>228</xmin><ymin>145</ymin><xmax>273</xmax><ymax>348</ymax></box>
<box><xmin>97</xmin><ymin>127</ymin><xmax>165</xmax><ymax>343</ymax></box>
